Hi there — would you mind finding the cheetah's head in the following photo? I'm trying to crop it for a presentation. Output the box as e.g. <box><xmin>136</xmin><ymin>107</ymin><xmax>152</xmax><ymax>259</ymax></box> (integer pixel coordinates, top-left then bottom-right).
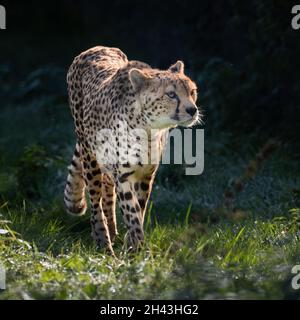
<box><xmin>129</xmin><ymin>61</ymin><xmax>201</xmax><ymax>129</ymax></box>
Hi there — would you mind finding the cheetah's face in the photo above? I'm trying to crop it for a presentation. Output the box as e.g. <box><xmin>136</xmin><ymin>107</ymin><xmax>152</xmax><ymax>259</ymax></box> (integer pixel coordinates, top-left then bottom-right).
<box><xmin>129</xmin><ymin>61</ymin><xmax>200</xmax><ymax>129</ymax></box>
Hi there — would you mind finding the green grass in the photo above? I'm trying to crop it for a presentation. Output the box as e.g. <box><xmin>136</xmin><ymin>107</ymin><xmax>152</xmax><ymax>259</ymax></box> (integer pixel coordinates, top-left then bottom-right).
<box><xmin>0</xmin><ymin>66</ymin><xmax>300</xmax><ymax>299</ymax></box>
<box><xmin>1</xmin><ymin>206</ymin><xmax>300</xmax><ymax>299</ymax></box>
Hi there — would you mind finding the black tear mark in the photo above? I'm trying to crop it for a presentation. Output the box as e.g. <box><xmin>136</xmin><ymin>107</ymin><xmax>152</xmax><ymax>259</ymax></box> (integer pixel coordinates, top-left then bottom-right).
<box><xmin>175</xmin><ymin>96</ymin><xmax>181</xmax><ymax>114</ymax></box>
<box><xmin>119</xmin><ymin>171</ymin><xmax>134</xmax><ymax>183</ymax></box>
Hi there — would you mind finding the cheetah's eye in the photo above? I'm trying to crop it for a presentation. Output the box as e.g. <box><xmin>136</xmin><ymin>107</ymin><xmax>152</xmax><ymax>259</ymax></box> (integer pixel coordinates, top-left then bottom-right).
<box><xmin>191</xmin><ymin>89</ymin><xmax>197</xmax><ymax>96</ymax></box>
<box><xmin>166</xmin><ymin>91</ymin><xmax>177</xmax><ymax>99</ymax></box>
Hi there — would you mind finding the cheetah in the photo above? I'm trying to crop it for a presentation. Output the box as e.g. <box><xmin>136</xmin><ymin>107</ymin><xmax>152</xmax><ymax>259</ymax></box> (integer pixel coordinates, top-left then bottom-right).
<box><xmin>64</xmin><ymin>46</ymin><xmax>200</xmax><ymax>254</ymax></box>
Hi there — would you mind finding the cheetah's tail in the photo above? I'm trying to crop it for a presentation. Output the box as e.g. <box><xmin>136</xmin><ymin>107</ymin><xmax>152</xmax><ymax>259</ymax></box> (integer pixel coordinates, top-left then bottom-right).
<box><xmin>64</xmin><ymin>143</ymin><xmax>87</xmax><ymax>216</ymax></box>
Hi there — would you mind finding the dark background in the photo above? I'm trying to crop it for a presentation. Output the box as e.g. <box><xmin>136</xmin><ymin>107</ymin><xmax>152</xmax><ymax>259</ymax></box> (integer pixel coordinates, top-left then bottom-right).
<box><xmin>1</xmin><ymin>0</ymin><xmax>299</xmax><ymax>147</ymax></box>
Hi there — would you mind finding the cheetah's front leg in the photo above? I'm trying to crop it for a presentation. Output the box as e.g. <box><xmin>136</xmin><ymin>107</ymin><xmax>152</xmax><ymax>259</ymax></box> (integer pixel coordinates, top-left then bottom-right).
<box><xmin>82</xmin><ymin>157</ymin><xmax>114</xmax><ymax>254</ymax></box>
<box><xmin>116</xmin><ymin>180</ymin><xmax>146</xmax><ymax>251</ymax></box>
<box><xmin>101</xmin><ymin>173</ymin><xmax>118</xmax><ymax>244</ymax></box>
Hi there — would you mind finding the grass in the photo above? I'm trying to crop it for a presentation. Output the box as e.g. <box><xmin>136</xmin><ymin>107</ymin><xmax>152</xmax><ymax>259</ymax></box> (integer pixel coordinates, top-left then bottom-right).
<box><xmin>0</xmin><ymin>66</ymin><xmax>300</xmax><ymax>299</ymax></box>
<box><xmin>1</xmin><ymin>206</ymin><xmax>299</xmax><ymax>299</ymax></box>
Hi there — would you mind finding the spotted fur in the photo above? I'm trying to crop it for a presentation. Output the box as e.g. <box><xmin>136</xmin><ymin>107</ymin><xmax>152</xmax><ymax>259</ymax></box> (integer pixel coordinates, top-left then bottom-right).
<box><xmin>64</xmin><ymin>46</ymin><xmax>199</xmax><ymax>254</ymax></box>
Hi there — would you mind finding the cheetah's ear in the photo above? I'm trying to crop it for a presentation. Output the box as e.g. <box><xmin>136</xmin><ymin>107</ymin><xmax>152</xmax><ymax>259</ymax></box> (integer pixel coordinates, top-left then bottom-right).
<box><xmin>169</xmin><ymin>60</ymin><xmax>184</xmax><ymax>74</ymax></box>
<box><xmin>129</xmin><ymin>68</ymin><xmax>150</xmax><ymax>91</ymax></box>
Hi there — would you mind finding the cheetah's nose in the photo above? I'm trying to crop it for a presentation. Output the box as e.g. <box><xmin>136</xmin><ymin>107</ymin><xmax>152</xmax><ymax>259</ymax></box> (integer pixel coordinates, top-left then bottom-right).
<box><xmin>186</xmin><ymin>106</ymin><xmax>197</xmax><ymax>117</ymax></box>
